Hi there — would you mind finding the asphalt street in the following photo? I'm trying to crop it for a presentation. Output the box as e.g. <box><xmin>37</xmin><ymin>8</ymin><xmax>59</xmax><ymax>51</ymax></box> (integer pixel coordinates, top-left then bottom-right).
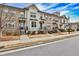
<box><xmin>2</xmin><ymin>36</ymin><xmax>79</xmax><ymax>56</ymax></box>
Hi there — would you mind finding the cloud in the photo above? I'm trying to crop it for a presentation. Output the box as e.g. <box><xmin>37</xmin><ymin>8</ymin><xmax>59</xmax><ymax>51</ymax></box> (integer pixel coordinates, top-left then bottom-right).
<box><xmin>60</xmin><ymin>10</ymin><xmax>70</xmax><ymax>15</ymax></box>
<box><xmin>73</xmin><ymin>6</ymin><xmax>79</xmax><ymax>9</ymax></box>
<box><xmin>36</xmin><ymin>3</ymin><xmax>59</xmax><ymax>11</ymax></box>
<box><xmin>45</xmin><ymin>9</ymin><xmax>56</xmax><ymax>14</ymax></box>
<box><xmin>45</xmin><ymin>6</ymin><xmax>64</xmax><ymax>14</ymax></box>
<box><xmin>59</xmin><ymin>3</ymin><xmax>77</xmax><ymax>10</ymax></box>
<box><xmin>45</xmin><ymin>3</ymin><xmax>78</xmax><ymax>15</ymax></box>
<box><xmin>43</xmin><ymin>3</ymin><xmax>59</xmax><ymax>11</ymax></box>
<box><xmin>35</xmin><ymin>3</ymin><xmax>46</xmax><ymax>11</ymax></box>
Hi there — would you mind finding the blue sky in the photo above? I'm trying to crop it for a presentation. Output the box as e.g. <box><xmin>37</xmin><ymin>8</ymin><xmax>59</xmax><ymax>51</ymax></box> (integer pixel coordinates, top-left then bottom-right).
<box><xmin>6</xmin><ymin>3</ymin><xmax>79</xmax><ymax>22</ymax></box>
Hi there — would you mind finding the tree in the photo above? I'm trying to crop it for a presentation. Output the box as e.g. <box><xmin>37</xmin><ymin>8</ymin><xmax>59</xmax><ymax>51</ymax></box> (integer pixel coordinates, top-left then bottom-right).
<box><xmin>0</xmin><ymin>4</ymin><xmax>16</xmax><ymax>37</ymax></box>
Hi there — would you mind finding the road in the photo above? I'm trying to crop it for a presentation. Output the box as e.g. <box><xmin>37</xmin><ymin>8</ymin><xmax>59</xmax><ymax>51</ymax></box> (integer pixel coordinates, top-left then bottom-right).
<box><xmin>2</xmin><ymin>36</ymin><xmax>79</xmax><ymax>56</ymax></box>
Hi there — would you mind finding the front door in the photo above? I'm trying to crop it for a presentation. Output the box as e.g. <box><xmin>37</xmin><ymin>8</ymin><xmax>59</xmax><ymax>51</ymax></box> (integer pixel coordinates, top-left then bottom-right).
<box><xmin>19</xmin><ymin>20</ymin><xmax>26</xmax><ymax>35</ymax></box>
<box><xmin>40</xmin><ymin>22</ymin><xmax>43</xmax><ymax>29</ymax></box>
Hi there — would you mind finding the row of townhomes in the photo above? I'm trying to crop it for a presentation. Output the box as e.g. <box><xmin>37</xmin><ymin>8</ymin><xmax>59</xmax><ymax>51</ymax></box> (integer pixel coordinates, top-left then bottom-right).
<box><xmin>0</xmin><ymin>4</ymin><xmax>70</xmax><ymax>36</ymax></box>
<box><xmin>69</xmin><ymin>22</ymin><xmax>79</xmax><ymax>31</ymax></box>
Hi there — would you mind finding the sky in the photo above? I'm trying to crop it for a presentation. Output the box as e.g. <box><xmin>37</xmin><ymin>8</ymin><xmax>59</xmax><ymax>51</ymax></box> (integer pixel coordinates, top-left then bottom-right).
<box><xmin>5</xmin><ymin>3</ymin><xmax>79</xmax><ymax>22</ymax></box>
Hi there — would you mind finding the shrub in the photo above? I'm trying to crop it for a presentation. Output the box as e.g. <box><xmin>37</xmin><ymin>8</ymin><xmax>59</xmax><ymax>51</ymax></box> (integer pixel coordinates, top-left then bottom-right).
<box><xmin>14</xmin><ymin>32</ymin><xmax>20</xmax><ymax>36</ymax></box>
<box><xmin>66</xmin><ymin>29</ymin><xmax>75</xmax><ymax>32</ymax></box>
<box><xmin>0</xmin><ymin>46</ymin><xmax>4</xmax><ymax>49</ymax></box>
<box><xmin>52</xmin><ymin>30</ymin><xmax>57</xmax><ymax>33</ymax></box>
<box><xmin>31</xmin><ymin>31</ymin><xmax>36</xmax><ymax>35</ymax></box>
<box><xmin>27</xmin><ymin>31</ymin><xmax>31</xmax><ymax>34</ymax></box>
<box><xmin>77</xmin><ymin>29</ymin><xmax>79</xmax><ymax>31</ymax></box>
<box><xmin>59</xmin><ymin>29</ymin><xmax>66</xmax><ymax>32</ymax></box>
<box><xmin>48</xmin><ymin>31</ymin><xmax>53</xmax><ymax>34</ymax></box>
<box><xmin>6</xmin><ymin>32</ymin><xmax>12</xmax><ymax>36</ymax></box>
<box><xmin>38</xmin><ymin>31</ymin><xmax>45</xmax><ymax>34</ymax></box>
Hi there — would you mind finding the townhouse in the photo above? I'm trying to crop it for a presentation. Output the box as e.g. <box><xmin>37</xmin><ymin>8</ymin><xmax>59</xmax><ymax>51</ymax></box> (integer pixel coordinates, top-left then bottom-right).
<box><xmin>69</xmin><ymin>22</ymin><xmax>79</xmax><ymax>31</ymax></box>
<box><xmin>60</xmin><ymin>15</ymin><xmax>69</xmax><ymax>30</ymax></box>
<box><xmin>0</xmin><ymin>4</ymin><xmax>69</xmax><ymax>36</ymax></box>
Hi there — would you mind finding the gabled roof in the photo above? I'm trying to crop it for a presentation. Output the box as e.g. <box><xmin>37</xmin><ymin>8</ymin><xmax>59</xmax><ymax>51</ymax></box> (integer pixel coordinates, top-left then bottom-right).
<box><xmin>38</xmin><ymin>10</ymin><xmax>61</xmax><ymax>17</ymax></box>
<box><xmin>24</xmin><ymin>4</ymin><xmax>40</xmax><ymax>11</ymax></box>
<box><xmin>24</xmin><ymin>4</ymin><xmax>61</xmax><ymax>17</ymax></box>
<box><xmin>0</xmin><ymin>3</ymin><xmax>68</xmax><ymax>18</ymax></box>
<box><xmin>38</xmin><ymin>10</ymin><xmax>50</xmax><ymax>14</ymax></box>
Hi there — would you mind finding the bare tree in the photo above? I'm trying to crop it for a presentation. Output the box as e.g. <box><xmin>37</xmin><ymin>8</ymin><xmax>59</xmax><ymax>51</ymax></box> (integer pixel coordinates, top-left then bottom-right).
<box><xmin>0</xmin><ymin>4</ymin><xmax>16</xmax><ymax>37</ymax></box>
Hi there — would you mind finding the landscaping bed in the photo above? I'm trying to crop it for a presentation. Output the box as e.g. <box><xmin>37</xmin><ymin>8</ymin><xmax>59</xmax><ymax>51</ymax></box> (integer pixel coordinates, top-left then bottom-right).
<box><xmin>0</xmin><ymin>36</ymin><xmax>20</xmax><ymax>41</ymax></box>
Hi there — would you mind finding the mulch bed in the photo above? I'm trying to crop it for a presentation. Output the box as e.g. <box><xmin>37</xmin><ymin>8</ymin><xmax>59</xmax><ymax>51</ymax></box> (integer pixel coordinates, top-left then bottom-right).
<box><xmin>0</xmin><ymin>36</ymin><xmax>20</xmax><ymax>41</ymax></box>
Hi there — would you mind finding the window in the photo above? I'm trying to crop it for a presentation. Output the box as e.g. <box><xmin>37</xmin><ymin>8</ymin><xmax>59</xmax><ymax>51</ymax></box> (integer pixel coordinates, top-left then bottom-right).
<box><xmin>6</xmin><ymin>23</ymin><xmax>15</xmax><ymax>28</ymax></box>
<box><xmin>30</xmin><ymin>12</ymin><xmax>36</xmax><ymax>18</ymax></box>
<box><xmin>19</xmin><ymin>12</ymin><xmax>24</xmax><ymax>17</ymax></box>
<box><xmin>40</xmin><ymin>16</ymin><xmax>42</xmax><ymax>19</ymax></box>
<box><xmin>6</xmin><ymin>20</ymin><xmax>15</xmax><ymax>29</ymax></box>
<box><xmin>31</xmin><ymin>22</ymin><xmax>36</xmax><ymax>27</ymax></box>
<box><xmin>45</xmin><ymin>16</ymin><xmax>48</xmax><ymax>20</ymax></box>
<box><xmin>49</xmin><ymin>18</ymin><xmax>51</xmax><ymax>20</ymax></box>
<box><xmin>30</xmin><ymin>12</ymin><xmax>36</xmax><ymax>14</ymax></box>
<box><xmin>63</xmin><ymin>19</ymin><xmax>65</xmax><ymax>23</ymax></box>
<box><xmin>8</xmin><ymin>24</ymin><xmax>12</xmax><ymax>28</ymax></box>
<box><xmin>20</xmin><ymin>27</ymin><xmax>24</xmax><ymax>29</ymax></box>
<box><xmin>31</xmin><ymin>15</ymin><xmax>36</xmax><ymax>18</ymax></box>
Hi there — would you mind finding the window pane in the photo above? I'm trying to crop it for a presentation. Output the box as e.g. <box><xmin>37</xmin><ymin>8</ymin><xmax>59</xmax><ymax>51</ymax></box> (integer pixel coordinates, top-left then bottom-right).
<box><xmin>31</xmin><ymin>22</ymin><xmax>36</xmax><ymax>27</ymax></box>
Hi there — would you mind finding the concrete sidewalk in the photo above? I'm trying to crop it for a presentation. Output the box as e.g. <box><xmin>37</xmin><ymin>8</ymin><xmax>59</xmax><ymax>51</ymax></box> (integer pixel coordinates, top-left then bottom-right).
<box><xmin>30</xmin><ymin>31</ymin><xmax>79</xmax><ymax>41</ymax></box>
<box><xmin>0</xmin><ymin>31</ymin><xmax>79</xmax><ymax>51</ymax></box>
